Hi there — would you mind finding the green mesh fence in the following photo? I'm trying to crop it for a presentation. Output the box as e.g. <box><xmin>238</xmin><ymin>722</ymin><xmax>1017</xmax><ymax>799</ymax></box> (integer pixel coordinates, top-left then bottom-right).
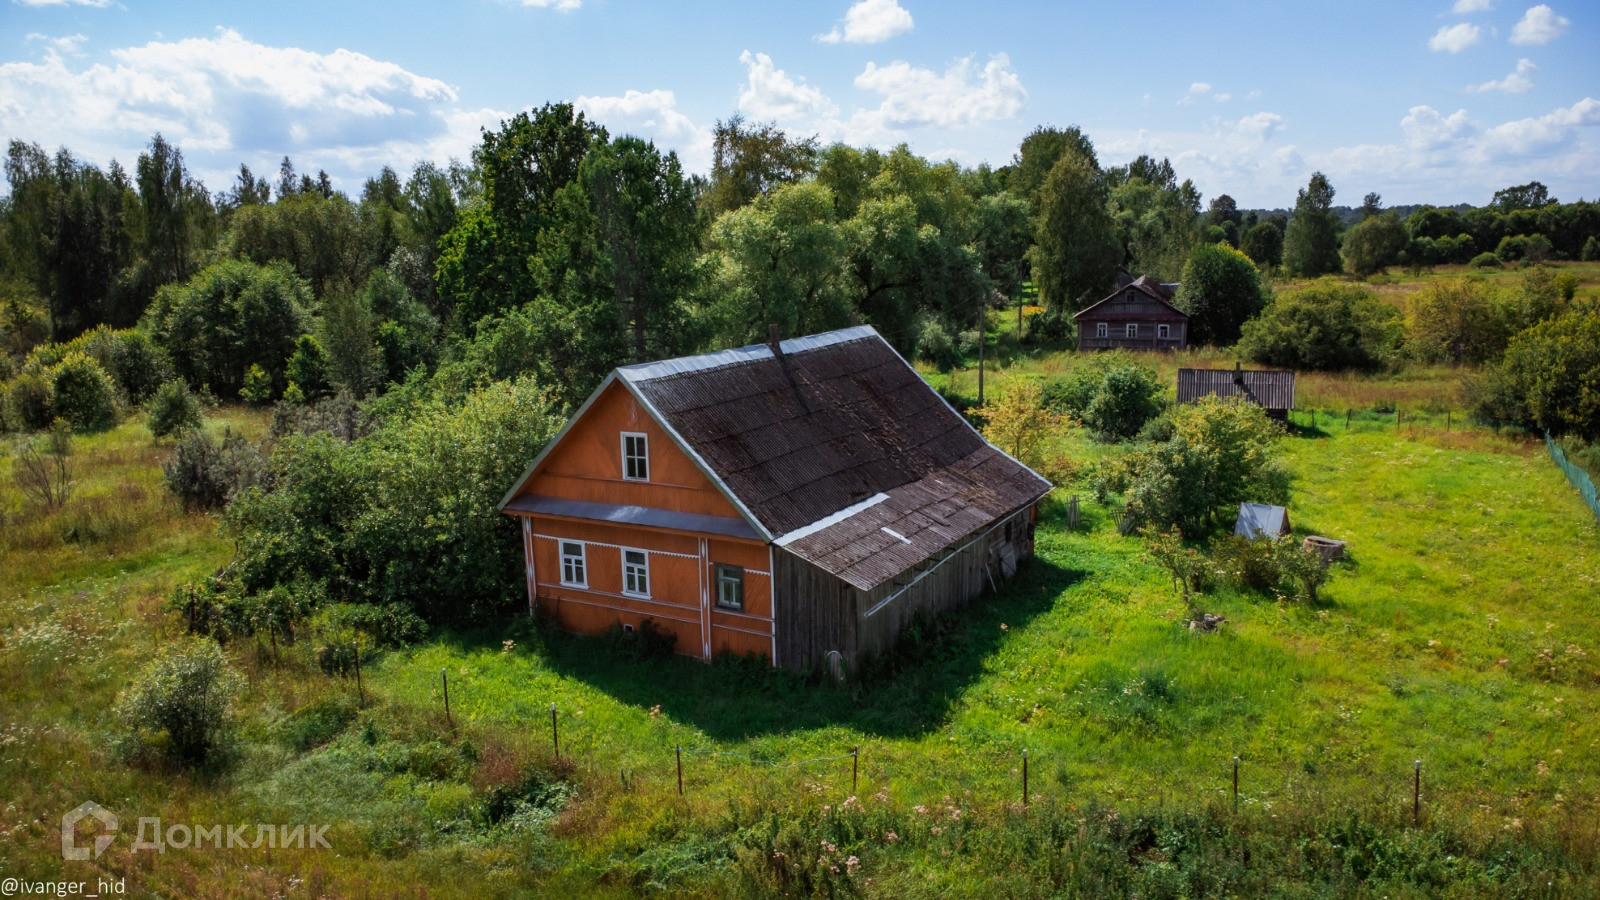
<box><xmin>1546</xmin><ymin>433</ymin><xmax>1600</xmax><ymax>525</ymax></box>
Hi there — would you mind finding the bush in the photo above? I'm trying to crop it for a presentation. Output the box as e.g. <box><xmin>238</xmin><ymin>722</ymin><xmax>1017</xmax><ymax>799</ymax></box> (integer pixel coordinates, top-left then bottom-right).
<box><xmin>162</xmin><ymin>427</ymin><xmax>264</xmax><ymax>510</ymax></box>
<box><xmin>147</xmin><ymin>380</ymin><xmax>204</xmax><ymax>439</ymax></box>
<box><xmin>240</xmin><ymin>364</ymin><xmax>275</xmax><ymax>406</ymax></box>
<box><xmin>1083</xmin><ymin>363</ymin><xmax>1165</xmax><ymax>441</ymax></box>
<box><xmin>48</xmin><ymin>351</ymin><xmax>117</xmax><ymax>431</ymax></box>
<box><xmin>1469</xmin><ymin>252</ymin><xmax>1502</xmax><ymax>269</ymax></box>
<box><xmin>1582</xmin><ymin>235</ymin><xmax>1600</xmax><ymax>262</ymax></box>
<box><xmin>13</xmin><ymin>420</ymin><xmax>74</xmax><ymax>508</ymax></box>
<box><xmin>227</xmin><ymin>376</ymin><xmax>564</xmax><ymax>625</ymax></box>
<box><xmin>1176</xmin><ymin>243</ymin><xmax>1265</xmax><ymax>346</ymax></box>
<box><xmin>1025</xmin><ymin>307</ymin><xmax>1073</xmax><ymax>344</ymax></box>
<box><xmin>1237</xmin><ymin>279</ymin><xmax>1402</xmax><ymax>371</ymax></box>
<box><xmin>1097</xmin><ymin>396</ymin><xmax>1289</xmax><ymax>536</ymax></box>
<box><xmin>914</xmin><ymin>317</ymin><xmax>959</xmax><ymax>371</ymax></box>
<box><xmin>1405</xmin><ymin>279</ymin><xmax>1510</xmax><ymax>365</ymax></box>
<box><xmin>3</xmin><ymin>371</ymin><xmax>54</xmax><ymax>431</ymax></box>
<box><xmin>1471</xmin><ymin>301</ymin><xmax>1600</xmax><ymax>439</ymax></box>
<box><xmin>106</xmin><ymin>329</ymin><xmax>172</xmax><ymax>405</ymax></box>
<box><xmin>114</xmin><ymin>637</ymin><xmax>241</xmax><ymax>768</ymax></box>
<box><xmin>604</xmin><ymin>618</ymin><xmax>680</xmax><ymax>660</ymax></box>
<box><xmin>1210</xmin><ymin>534</ymin><xmax>1281</xmax><ymax>591</ymax></box>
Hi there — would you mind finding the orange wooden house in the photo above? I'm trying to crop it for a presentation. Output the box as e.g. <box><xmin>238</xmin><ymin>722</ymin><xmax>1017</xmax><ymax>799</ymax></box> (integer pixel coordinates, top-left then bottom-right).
<box><xmin>497</xmin><ymin>326</ymin><xmax>1052</xmax><ymax>671</ymax></box>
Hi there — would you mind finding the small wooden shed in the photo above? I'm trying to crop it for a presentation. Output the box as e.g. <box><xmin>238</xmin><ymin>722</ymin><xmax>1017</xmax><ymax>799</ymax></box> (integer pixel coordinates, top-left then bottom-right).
<box><xmin>1177</xmin><ymin>363</ymin><xmax>1296</xmax><ymax>421</ymax></box>
<box><xmin>498</xmin><ymin>326</ymin><xmax>1053</xmax><ymax>672</ymax></box>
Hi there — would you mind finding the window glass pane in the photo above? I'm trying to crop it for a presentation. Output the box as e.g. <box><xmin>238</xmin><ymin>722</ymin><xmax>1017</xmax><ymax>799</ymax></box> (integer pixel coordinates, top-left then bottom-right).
<box><xmin>623</xmin><ymin>434</ymin><xmax>649</xmax><ymax>480</ymax></box>
<box><xmin>623</xmin><ymin>549</ymin><xmax>648</xmax><ymax>595</ymax></box>
<box><xmin>715</xmin><ymin>565</ymin><xmax>743</xmax><ymax>610</ymax></box>
<box><xmin>561</xmin><ymin>542</ymin><xmax>585</xmax><ymax>585</ymax></box>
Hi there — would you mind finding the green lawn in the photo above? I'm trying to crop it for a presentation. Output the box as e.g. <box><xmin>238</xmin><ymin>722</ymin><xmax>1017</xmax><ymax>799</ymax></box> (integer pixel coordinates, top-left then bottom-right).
<box><xmin>3</xmin><ymin>394</ymin><xmax>1598</xmax><ymax>894</ymax></box>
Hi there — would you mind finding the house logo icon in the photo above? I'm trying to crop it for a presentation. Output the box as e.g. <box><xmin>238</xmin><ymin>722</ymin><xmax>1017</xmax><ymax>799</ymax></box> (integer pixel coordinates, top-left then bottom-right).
<box><xmin>61</xmin><ymin>801</ymin><xmax>117</xmax><ymax>860</ymax></box>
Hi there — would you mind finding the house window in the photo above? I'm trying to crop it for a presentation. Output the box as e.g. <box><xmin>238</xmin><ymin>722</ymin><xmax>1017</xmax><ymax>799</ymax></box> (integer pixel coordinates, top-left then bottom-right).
<box><xmin>1095</xmin><ymin>322</ymin><xmax>1108</xmax><ymax>338</ymax></box>
<box><xmin>560</xmin><ymin>541</ymin><xmax>587</xmax><ymax>587</ymax></box>
<box><xmin>1126</xmin><ymin>323</ymin><xmax>1138</xmax><ymax>338</ymax></box>
<box><xmin>622</xmin><ymin>548</ymin><xmax>650</xmax><ymax>597</ymax></box>
<box><xmin>1157</xmin><ymin>323</ymin><xmax>1170</xmax><ymax>339</ymax></box>
<box><xmin>715</xmin><ymin>565</ymin><xmax>744</xmax><ymax>611</ymax></box>
<box><xmin>621</xmin><ymin>432</ymin><xmax>649</xmax><ymax>481</ymax></box>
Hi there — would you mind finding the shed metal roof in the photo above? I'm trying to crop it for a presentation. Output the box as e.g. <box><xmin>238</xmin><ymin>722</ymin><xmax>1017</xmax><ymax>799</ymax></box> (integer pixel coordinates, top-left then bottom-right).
<box><xmin>1177</xmin><ymin>367</ymin><xmax>1296</xmax><ymax>411</ymax></box>
<box><xmin>1234</xmin><ymin>503</ymin><xmax>1290</xmax><ymax>540</ymax></box>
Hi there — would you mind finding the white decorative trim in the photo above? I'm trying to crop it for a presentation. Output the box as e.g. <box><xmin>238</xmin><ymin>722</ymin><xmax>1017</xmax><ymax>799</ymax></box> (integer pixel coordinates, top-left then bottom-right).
<box><xmin>533</xmin><ymin>533</ymin><xmax>699</xmax><ymax>560</ymax></box>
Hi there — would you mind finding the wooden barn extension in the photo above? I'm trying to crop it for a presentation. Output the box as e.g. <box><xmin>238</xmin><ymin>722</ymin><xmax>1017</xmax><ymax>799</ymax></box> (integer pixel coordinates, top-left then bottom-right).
<box><xmin>498</xmin><ymin>326</ymin><xmax>1053</xmax><ymax>673</ymax></box>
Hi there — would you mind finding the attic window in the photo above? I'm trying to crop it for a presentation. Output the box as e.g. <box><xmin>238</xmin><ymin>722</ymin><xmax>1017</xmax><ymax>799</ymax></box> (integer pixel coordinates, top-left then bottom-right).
<box><xmin>1126</xmin><ymin>323</ymin><xmax>1138</xmax><ymax>338</ymax></box>
<box><xmin>1096</xmin><ymin>322</ymin><xmax>1108</xmax><ymax>338</ymax></box>
<box><xmin>621</xmin><ymin>432</ymin><xmax>649</xmax><ymax>481</ymax></box>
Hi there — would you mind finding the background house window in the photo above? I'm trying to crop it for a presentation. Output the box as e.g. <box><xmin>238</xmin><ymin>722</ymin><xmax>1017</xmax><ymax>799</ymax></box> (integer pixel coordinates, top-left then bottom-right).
<box><xmin>1158</xmin><ymin>324</ymin><xmax>1170</xmax><ymax>338</ymax></box>
<box><xmin>621</xmin><ymin>432</ymin><xmax>649</xmax><ymax>481</ymax></box>
<box><xmin>560</xmin><ymin>541</ymin><xmax>587</xmax><ymax>587</ymax></box>
<box><xmin>622</xmin><ymin>548</ymin><xmax>650</xmax><ymax>597</ymax></box>
<box><xmin>715</xmin><ymin>565</ymin><xmax>744</xmax><ymax>610</ymax></box>
<box><xmin>1126</xmin><ymin>323</ymin><xmax>1138</xmax><ymax>338</ymax></box>
<box><xmin>1095</xmin><ymin>322</ymin><xmax>1108</xmax><ymax>338</ymax></box>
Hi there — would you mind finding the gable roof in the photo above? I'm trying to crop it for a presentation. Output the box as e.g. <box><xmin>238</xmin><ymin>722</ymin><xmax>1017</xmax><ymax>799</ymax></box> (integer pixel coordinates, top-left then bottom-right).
<box><xmin>501</xmin><ymin>326</ymin><xmax>1053</xmax><ymax>590</ymax></box>
<box><xmin>1073</xmin><ymin>275</ymin><xmax>1187</xmax><ymax>320</ymax></box>
<box><xmin>1177</xmin><ymin>366</ymin><xmax>1296</xmax><ymax>411</ymax></box>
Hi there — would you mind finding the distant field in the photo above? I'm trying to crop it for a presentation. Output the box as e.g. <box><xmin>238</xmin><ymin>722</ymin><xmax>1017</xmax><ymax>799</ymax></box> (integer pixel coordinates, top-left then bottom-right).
<box><xmin>3</xmin><ymin>392</ymin><xmax>1597</xmax><ymax>894</ymax></box>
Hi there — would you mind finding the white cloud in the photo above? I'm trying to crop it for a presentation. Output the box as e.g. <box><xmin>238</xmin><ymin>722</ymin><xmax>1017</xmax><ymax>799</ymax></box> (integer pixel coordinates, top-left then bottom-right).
<box><xmin>25</xmin><ymin>32</ymin><xmax>87</xmax><ymax>57</ymax></box>
<box><xmin>1469</xmin><ymin>58</ymin><xmax>1537</xmax><ymax>93</ymax></box>
<box><xmin>1401</xmin><ymin>105</ymin><xmax>1477</xmax><ymax>149</ymax></box>
<box><xmin>1429</xmin><ymin>22</ymin><xmax>1483</xmax><ymax>52</ymax></box>
<box><xmin>1215</xmin><ymin>93</ymin><xmax>1232</xmax><ymax>103</ymax></box>
<box><xmin>851</xmin><ymin>53</ymin><xmax>1025</xmax><ymax>131</ymax></box>
<box><xmin>12</xmin><ymin>0</ymin><xmax>111</xmax><ymax>7</ymax></box>
<box><xmin>818</xmin><ymin>0</ymin><xmax>914</xmax><ymax>44</ymax></box>
<box><xmin>1235</xmin><ymin>112</ymin><xmax>1285</xmax><ymax>142</ymax></box>
<box><xmin>1189</xmin><ymin>82</ymin><xmax>1211</xmax><ymax>94</ymax></box>
<box><xmin>0</xmin><ymin>27</ymin><xmax>465</xmax><ymax>189</ymax></box>
<box><xmin>737</xmin><ymin>50</ymin><xmax>837</xmax><ymax>121</ymax></box>
<box><xmin>1482</xmin><ymin>96</ymin><xmax>1599</xmax><ymax>157</ymax></box>
<box><xmin>1510</xmin><ymin>4</ymin><xmax>1569</xmax><ymax>44</ymax></box>
<box><xmin>576</xmin><ymin>88</ymin><xmax>713</xmax><ymax>172</ymax></box>
<box><xmin>517</xmin><ymin>0</ymin><xmax>582</xmax><ymax>9</ymax></box>
<box><xmin>1452</xmin><ymin>0</ymin><xmax>1493</xmax><ymax>12</ymax></box>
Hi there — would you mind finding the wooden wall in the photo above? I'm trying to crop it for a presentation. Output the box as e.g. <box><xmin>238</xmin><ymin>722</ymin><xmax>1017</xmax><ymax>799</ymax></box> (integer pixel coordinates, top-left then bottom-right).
<box><xmin>771</xmin><ymin>506</ymin><xmax>1037</xmax><ymax>673</ymax></box>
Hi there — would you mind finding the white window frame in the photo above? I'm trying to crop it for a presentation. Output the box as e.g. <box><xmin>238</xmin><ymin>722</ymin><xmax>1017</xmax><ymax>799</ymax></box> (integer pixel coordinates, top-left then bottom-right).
<box><xmin>1095</xmin><ymin>322</ymin><xmax>1108</xmax><ymax>338</ymax></box>
<box><xmin>715</xmin><ymin>564</ymin><xmax>745</xmax><ymax>611</ymax></box>
<box><xmin>1157</xmin><ymin>323</ymin><xmax>1170</xmax><ymax>339</ymax></box>
<box><xmin>621</xmin><ymin>432</ymin><xmax>649</xmax><ymax>482</ymax></box>
<box><xmin>1126</xmin><ymin>323</ymin><xmax>1138</xmax><ymax>338</ymax></box>
<box><xmin>560</xmin><ymin>541</ymin><xmax>587</xmax><ymax>587</ymax></box>
<box><xmin>622</xmin><ymin>548</ymin><xmax>650</xmax><ymax>598</ymax></box>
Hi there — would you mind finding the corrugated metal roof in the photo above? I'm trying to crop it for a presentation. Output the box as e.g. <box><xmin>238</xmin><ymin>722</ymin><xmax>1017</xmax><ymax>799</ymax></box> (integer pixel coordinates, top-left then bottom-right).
<box><xmin>503</xmin><ymin>495</ymin><xmax>762</xmax><ymax>540</ymax></box>
<box><xmin>625</xmin><ymin>327</ymin><xmax>1052</xmax><ymax>587</ymax></box>
<box><xmin>1177</xmin><ymin>367</ymin><xmax>1296</xmax><ymax>411</ymax></box>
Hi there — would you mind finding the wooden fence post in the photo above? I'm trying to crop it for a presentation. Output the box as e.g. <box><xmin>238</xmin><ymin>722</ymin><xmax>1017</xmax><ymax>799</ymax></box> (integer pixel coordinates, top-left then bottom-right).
<box><xmin>353</xmin><ymin>642</ymin><xmax>365</xmax><ymax>707</ymax></box>
<box><xmin>441</xmin><ymin>668</ymin><xmax>452</xmax><ymax>728</ymax></box>
<box><xmin>550</xmin><ymin>702</ymin><xmax>560</xmax><ymax>760</ymax></box>
<box><xmin>1022</xmin><ymin>749</ymin><xmax>1029</xmax><ymax>807</ymax></box>
<box><xmin>852</xmin><ymin>746</ymin><xmax>859</xmax><ymax>795</ymax></box>
<box><xmin>1233</xmin><ymin>756</ymin><xmax>1240</xmax><ymax>809</ymax></box>
<box><xmin>1413</xmin><ymin>759</ymin><xmax>1422</xmax><ymax>824</ymax></box>
<box><xmin>676</xmin><ymin>744</ymin><xmax>684</xmax><ymax>797</ymax></box>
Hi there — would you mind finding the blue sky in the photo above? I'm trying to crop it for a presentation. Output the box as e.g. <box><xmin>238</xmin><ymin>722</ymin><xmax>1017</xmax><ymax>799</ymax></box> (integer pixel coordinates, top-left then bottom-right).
<box><xmin>3</xmin><ymin>0</ymin><xmax>1595</xmax><ymax>208</ymax></box>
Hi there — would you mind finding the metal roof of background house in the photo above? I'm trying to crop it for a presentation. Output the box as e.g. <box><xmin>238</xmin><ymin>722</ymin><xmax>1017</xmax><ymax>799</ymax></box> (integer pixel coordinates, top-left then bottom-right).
<box><xmin>1073</xmin><ymin>275</ymin><xmax>1188</xmax><ymax>321</ymax></box>
<box><xmin>1177</xmin><ymin>366</ymin><xmax>1296</xmax><ymax>411</ymax></box>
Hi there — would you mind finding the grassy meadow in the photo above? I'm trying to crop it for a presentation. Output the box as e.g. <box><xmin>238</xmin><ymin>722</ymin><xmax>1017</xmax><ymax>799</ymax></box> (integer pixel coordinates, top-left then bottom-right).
<box><xmin>3</xmin><ymin>268</ymin><xmax>1600</xmax><ymax>894</ymax></box>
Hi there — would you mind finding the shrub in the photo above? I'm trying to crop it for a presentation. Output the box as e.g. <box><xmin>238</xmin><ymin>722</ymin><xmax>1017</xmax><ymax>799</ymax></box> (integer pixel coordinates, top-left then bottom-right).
<box><xmin>285</xmin><ymin>334</ymin><xmax>330</xmax><ymax>401</ymax></box>
<box><xmin>162</xmin><ymin>427</ymin><xmax>264</xmax><ymax>510</ymax></box>
<box><xmin>1237</xmin><ymin>279</ymin><xmax>1402</xmax><ymax>371</ymax></box>
<box><xmin>47</xmin><ymin>351</ymin><xmax>117</xmax><ymax>431</ymax></box>
<box><xmin>1469</xmin><ymin>252</ymin><xmax>1502</xmax><ymax>269</ymax></box>
<box><xmin>1100</xmin><ymin>396</ymin><xmax>1289</xmax><ymax>536</ymax></box>
<box><xmin>1039</xmin><ymin>370</ymin><xmax>1100</xmax><ymax>417</ymax></box>
<box><xmin>1025</xmin><ymin>307</ymin><xmax>1073</xmax><ymax>344</ymax></box>
<box><xmin>1405</xmin><ymin>279</ymin><xmax>1511</xmax><ymax>365</ymax></box>
<box><xmin>1471</xmin><ymin>300</ymin><xmax>1600</xmax><ymax>440</ymax></box>
<box><xmin>3</xmin><ymin>371</ymin><xmax>54</xmax><ymax>431</ymax></box>
<box><xmin>914</xmin><ymin>317</ymin><xmax>960</xmax><ymax>371</ymax></box>
<box><xmin>13</xmin><ymin>420</ymin><xmax>74</xmax><ymax>508</ymax></box>
<box><xmin>1083</xmin><ymin>362</ymin><xmax>1165</xmax><ymax>441</ymax></box>
<box><xmin>106</xmin><ymin>329</ymin><xmax>172</xmax><ymax>404</ymax></box>
<box><xmin>604</xmin><ymin>618</ymin><xmax>679</xmax><ymax>660</ymax></box>
<box><xmin>1582</xmin><ymin>235</ymin><xmax>1600</xmax><ymax>262</ymax></box>
<box><xmin>239</xmin><ymin>364</ymin><xmax>275</xmax><ymax>406</ymax></box>
<box><xmin>1210</xmin><ymin>533</ymin><xmax>1281</xmax><ymax>591</ymax></box>
<box><xmin>114</xmin><ymin>637</ymin><xmax>241</xmax><ymax>768</ymax></box>
<box><xmin>147</xmin><ymin>380</ymin><xmax>203</xmax><ymax>439</ymax></box>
